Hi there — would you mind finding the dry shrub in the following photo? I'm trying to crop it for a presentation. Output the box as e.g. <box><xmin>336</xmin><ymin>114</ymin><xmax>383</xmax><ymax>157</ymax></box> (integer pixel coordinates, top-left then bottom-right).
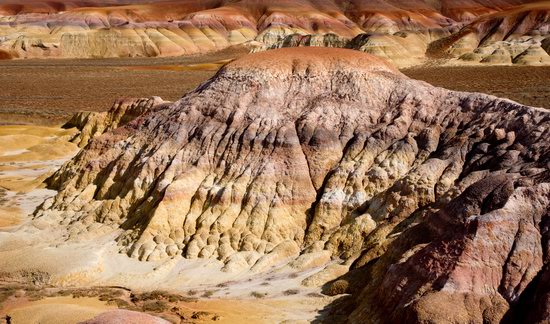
<box><xmin>107</xmin><ymin>298</ymin><xmax>131</xmax><ymax>308</ymax></box>
<box><xmin>326</xmin><ymin>279</ymin><xmax>349</xmax><ymax>296</ymax></box>
<box><xmin>191</xmin><ymin>311</ymin><xmax>212</xmax><ymax>319</ymax></box>
<box><xmin>201</xmin><ymin>290</ymin><xmax>216</xmax><ymax>298</ymax></box>
<box><xmin>142</xmin><ymin>300</ymin><xmax>169</xmax><ymax>313</ymax></box>
<box><xmin>0</xmin><ymin>287</ymin><xmax>17</xmax><ymax>305</ymax></box>
<box><xmin>283</xmin><ymin>289</ymin><xmax>299</xmax><ymax>296</ymax></box>
<box><xmin>250</xmin><ymin>291</ymin><xmax>267</xmax><ymax>299</ymax></box>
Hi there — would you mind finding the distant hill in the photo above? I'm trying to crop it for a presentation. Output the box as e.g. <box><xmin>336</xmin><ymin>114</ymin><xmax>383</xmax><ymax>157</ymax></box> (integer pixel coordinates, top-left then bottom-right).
<box><xmin>0</xmin><ymin>0</ymin><xmax>548</xmax><ymax>66</ymax></box>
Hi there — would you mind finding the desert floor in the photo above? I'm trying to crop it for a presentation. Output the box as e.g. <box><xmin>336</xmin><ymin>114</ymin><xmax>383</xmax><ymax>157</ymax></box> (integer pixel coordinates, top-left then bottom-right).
<box><xmin>0</xmin><ymin>46</ymin><xmax>248</xmax><ymax>125</ymax></box>
<box><xmin>402</xmin><ymin>65</ymin><xmax>550</xmax><ymax>110</ymax></box>
<box><xmin>0</xmin><ymin>49</ymin><xmax>548</xmax><ymax>126</ymax></box>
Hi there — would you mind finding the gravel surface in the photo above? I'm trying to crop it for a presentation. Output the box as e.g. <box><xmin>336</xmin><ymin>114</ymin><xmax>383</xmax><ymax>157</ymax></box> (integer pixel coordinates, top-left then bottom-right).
<box><xmin>403</xmin><ymin>65</ymin><xmax>550</xmax><ymax>109</ymax></box>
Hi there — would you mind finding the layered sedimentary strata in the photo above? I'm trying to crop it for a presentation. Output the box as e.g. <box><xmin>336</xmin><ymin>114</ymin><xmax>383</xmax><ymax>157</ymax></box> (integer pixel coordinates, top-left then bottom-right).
<box><xmin>35</xmin><ymin>47</ymin><xmax>550</xmax><ymax>321</ymax></box>
<box><xmin>440</xmin><ymin>1</ymin><xmax>550</xmax><ymax>65</ymax></box>
<box><xmin>346</xmin><ymin>174</ymin><xmax>550</xmax><ymax>323</ymax></box>
<box><xmin>258</xmin><ymin>2</ymin><xmax>550</xmax><ymax>67</ymax></box>
<box><xmin>1</xmin><ymin>0</ymin><xmax>549</xmax><ymax>66</ymax></box>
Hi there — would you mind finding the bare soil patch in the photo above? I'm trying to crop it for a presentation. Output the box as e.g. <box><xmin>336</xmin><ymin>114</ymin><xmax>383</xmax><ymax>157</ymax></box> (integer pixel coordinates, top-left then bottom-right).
<box><xmin>0</xmin><ymin>46</ymin><xmax>248</xmax><ymax>125</ymax></box>
<box><xmin>402</xmin><ymin>66</ymin><xmax>550</xmax><ymax>109</ymax></box>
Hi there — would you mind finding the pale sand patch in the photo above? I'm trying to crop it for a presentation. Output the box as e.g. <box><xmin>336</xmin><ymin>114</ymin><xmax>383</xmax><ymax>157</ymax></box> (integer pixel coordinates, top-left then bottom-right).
<box><xmin>2</xmin><ymin>296</ymin><xmax>115</xmax><ymax>324</ymax></box>
<box><xmin>0</xmin><ymin>125</ymin><xmax>79</xmax><ymax>228</ymax></box>
<box><xmin>1</xmin><ymin>149</ymin><xmax>30</xmax><ymax>157</ymax></box>
<box><xmin>0</xmin><ymin>138</ymin><xmax>78</xmax><ymax>164</ymax></box>
<box><xmin>176</xmin><ymin>297</ymin><xmax>331</xmax><ymax>323</ymax></box>
<box><xmin>0</xmin><ymin>206</ymin><xmax>21</xmax><ymax>227</ymax></box>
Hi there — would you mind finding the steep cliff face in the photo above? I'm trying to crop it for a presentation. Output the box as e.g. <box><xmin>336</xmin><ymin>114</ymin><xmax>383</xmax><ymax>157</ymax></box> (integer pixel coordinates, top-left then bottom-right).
<box><xmin>36</xmin><ymin>47</ymin><xmax>549</xmax><ymax>322</ymax></box>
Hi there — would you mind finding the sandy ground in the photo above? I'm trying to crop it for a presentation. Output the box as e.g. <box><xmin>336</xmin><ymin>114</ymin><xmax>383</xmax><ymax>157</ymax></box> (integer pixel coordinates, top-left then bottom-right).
<box><xmin>0</xmin><ymin>125</ymin><xmax>79</xmax><ymax>228</ymax></box>
<box><xmin>0</xmin><ymin>289</ymin><xmax>335</xmax><ymax>323</ymax></box>
<box><xmin>172</xmin><ymin>297</ymin><xmax>332</xmax><ymax>323</ymax></box>
<box><xmin>0</xmin><ymin>229</ymin><xmax>336</xmax><ymax>322</ymax></box>
<box><xmin>2</xmin><ymin>296</ymin><xmax>115</xmax><ymax>324</ymax></box>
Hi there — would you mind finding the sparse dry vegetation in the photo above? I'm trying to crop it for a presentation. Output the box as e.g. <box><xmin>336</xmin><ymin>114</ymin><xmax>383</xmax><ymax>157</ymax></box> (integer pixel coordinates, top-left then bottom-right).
<box><xmin>0</xmin><ymin>49</ymin><xmax>247</xmax><ymax>125</ymax></box>
<box><xmin>250</xmin><ymin>291</ymin><xmax>268</xmax><ymax>299</ymax></box>
<box><xmin>325</xmin><ymin>279</ymin><xmax>349</xmax><ymax>296</ymax></box>
<box><xmin>402</xmin><ymin>66</ymin><xmax>550</xmax><ymax>110</ymax></box>
<box><xmin>0</xmin><ymin>284</ymin><xmax>206</xmax><ymax>318</ymax></box>
<box><xmin>0</xmin><ymin>286</ymin><xmax>17</xmax><ymax>305</ymax></box>
<box><xmin>191</xmin><ymin>311</ymin><xmax>213</xmax><ymax>319</ymax></box>
<box><xmin>283</xmin><ymin>289</ymin><xmax>300</xmax><ymax>296</ymax></box>
<box><xmin>141</xmin><ymin>300</ymin><xmax>169</xmax><ymax>313</ymax></box>
<box><xmin>107</xmin><ymin>298</ymin><xmax>131</xmax><ymax>308</ymax></box>
<box><xmin>201</xmin><ymin>290</ymin><xmax>216</xmax><ymax>298</ymax></box>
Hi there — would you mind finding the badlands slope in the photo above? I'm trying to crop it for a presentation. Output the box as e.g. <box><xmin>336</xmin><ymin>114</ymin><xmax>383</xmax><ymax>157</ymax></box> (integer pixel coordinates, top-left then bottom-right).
<box><xmin>0</xmin><ymin>0</ymin><xmax>549</xmax><ymax>66</ymax></box>
<box><xmin>0</xmin><ymin>47</ymin><xmax>547</xmax><ymax>323</ymax></box>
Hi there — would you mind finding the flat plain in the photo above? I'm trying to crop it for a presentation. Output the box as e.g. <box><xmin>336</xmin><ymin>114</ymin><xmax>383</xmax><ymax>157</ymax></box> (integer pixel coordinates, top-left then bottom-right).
<box><xmin>1</xmin><ymin>52</ymin><xmax>548</xmax><ymax>126</ymax></box>
<box><xmin>402</xmin><ymin>66</ymin><xmax>550</xmax><ymax>110</ymax></box>
<box><xmin>0</xmin><ymin>46</ymin><xmax>248</xmax><ymax>125</ymax></box>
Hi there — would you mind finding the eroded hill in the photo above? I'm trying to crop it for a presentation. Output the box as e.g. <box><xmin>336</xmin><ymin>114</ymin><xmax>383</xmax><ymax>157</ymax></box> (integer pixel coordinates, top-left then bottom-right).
<box><xmin>0</xmin><ymin>0</ymin><xmax>549</xmax><ymax>66</ymax></box>
<box><xmin>22</xmin><ymin>47</ymin><xmax>550</xmax><ymax>322</ymax></box>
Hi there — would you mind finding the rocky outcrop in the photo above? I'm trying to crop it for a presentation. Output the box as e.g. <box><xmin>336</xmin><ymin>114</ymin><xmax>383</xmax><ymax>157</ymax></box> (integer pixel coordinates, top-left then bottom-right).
<box><xmin>253</xmin><ymin>31</ymin><xmax>444</xmax><ymax>67</ymax></box>
<box><xmin>543</xmin><ymin>35</ymin><xmax>550</xmax><ymax>53</ymax></box>
<box><xmin>0</xmin><ymin>48</ymin><xmax>13</xmax><ymax>59</ymax></box>
<box><xmin>345</xmin><ymin>174</ymin><xmax>550</xmax><ymax>323</ymax></box>
<box><xmin>253</xmin><ymin>33</ymin><xmax>350</xmax><ymax>52</ymax></box>
<box><xmin>35</xmin><ymin>47</ymin><xmax>549</xmax><ymax>322</ymax></box>
<box><xmin>513</xmin><ymin>45</ymin><xmax>550</xmax><ymax>64</ymax></box>
<box><xmin>64</xmin><ymin>97</ymin><xmax>169</xmax><ymax>148</ymax></box>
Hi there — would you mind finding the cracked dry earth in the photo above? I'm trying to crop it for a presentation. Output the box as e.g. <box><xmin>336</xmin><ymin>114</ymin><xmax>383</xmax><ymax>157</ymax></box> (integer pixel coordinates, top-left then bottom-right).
<box><xmin>18</xmin><ymin>47</ymin><xmax>550</xmax><ymax>322</ymax></box>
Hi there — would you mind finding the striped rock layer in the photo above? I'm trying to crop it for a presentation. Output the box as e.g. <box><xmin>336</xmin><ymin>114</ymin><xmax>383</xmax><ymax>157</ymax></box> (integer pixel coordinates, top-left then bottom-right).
<box><xmin>0</xmin><ymin>0</ymin><xmax>549</xmax><ymax>66</ymax></box>
<box><xmin>36</xmin><ymin>47</ymin><xmax>550</xmax><ymax>322</ymax></box>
